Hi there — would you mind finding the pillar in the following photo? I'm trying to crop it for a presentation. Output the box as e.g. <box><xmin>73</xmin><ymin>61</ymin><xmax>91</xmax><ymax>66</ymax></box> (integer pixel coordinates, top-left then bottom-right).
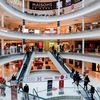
<box><xmin>2</xmin><ymin>65</ymin><xmax>4</xmax><ymax>78</ymax></box>
<box><xmin>1</xmin><ymin>15</ymin><xmax>5</xmax><ymax>78</ymax></box>
<box><xmin>1</xmin><ymin>39</ymin><xmax>4</xmax><ymax>55</ymax></box>
<box><xmin>57</xmin><ymin>0</ymin><xmax>61</xmax><ymax>35</ymax></box>
<box><xmin>82</xmin><ymin>0</ymin><xmax>85</xmax><ymax>75</ymax></box>
<box><xmin>22</xmin><ymin>19</ymin><xmax>26</xmax><ymax>53</ymax></box>
<box><xmin>1</xmin><ymin>39</ymin><xmax>4</xmax><ymax>78</ymax></box>
<box><xmin>57</xmin><ymin>0</ymin><xmax>61</xmax><ymax>45</ymax></box>
<box><xmin>1</xmin><ymin>15</ymin><xmax>4</xmax><ymax>28</ymax></box>
<box><xmin>22</xmin><ymin>0</ymin><xmax>25</xmax><ymax>13</ymax></box>
<box><xmin>22</xmin><ymin>39</ymin><xmax>25</xmax><ymax>53</ymax></box>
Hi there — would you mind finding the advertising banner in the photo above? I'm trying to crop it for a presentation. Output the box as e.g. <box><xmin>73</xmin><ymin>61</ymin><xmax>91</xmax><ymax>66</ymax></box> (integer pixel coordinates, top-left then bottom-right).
<box><xmin>59</xmin><ymin>75</ymin><xmax>64</xmax><ymax>94</ymax></box>
<box><xmin>59</xmin><ymin>80</ymin><xmax>64</xmax><ymax>89</ymax></box>
<box><xmin>47</xmin><ymin>80</ymin><xmax>53</xmax><ymax>96</ymax></box>
<box><xmin>29</xmin><ymin>0</ymin><xmax>82</xmax><ymax>10</ymax></box>
<box><xmin>29</xmin><ymin>1</ymin><xmax>56</xmax><ymax>10</ymax></box>
<box><xmin>47</xmin><ymin>80</ymin><xmax>53</xmax><ymax>92</ymax></box>
<box><xmin>23</xmin><ymin>75</ymin><xmax>69</xmax><ymax>83</ymax></box>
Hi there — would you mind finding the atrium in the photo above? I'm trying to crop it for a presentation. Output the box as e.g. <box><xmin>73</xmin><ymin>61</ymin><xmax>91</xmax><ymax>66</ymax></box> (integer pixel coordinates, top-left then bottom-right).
<box><xmin>0</xmin><ymin>0</ymin><xmax>100</xmax><ymax>100</ymax></box>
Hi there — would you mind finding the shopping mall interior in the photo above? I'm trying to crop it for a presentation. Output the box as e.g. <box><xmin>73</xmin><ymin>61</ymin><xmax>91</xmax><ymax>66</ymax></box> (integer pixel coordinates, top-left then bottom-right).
<box><xmin>0</xmin><ymin>0</ymin><xmax>100</xmax><ymax>100</ymax></box>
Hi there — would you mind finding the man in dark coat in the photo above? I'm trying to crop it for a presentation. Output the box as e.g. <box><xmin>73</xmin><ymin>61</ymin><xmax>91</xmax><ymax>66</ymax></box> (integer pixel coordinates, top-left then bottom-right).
<box><xmin>84</xmin><ymin>75</ymin><xmax>90</xmax><ymax>90</ymax></box>
<box><xmin>90</xmin><ymin>85</ymin><xmax>95</xmax><ymax>100</ymax></box>
<box><xmin>23</xmin><ymin>84</ymin><xmax>29</xmax><ymax>99</ymax></box>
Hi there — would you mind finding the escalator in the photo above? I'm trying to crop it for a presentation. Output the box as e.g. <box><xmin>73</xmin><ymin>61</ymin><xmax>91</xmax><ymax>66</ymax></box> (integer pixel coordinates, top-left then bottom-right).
<box><xmin>17</xmin><ymin>52</ymin><xmax>33</xmax><ymax>82</ymax></box>
<box><xmin>48</xmin><ymin>52</ymin><xmax>71</xmax><ymax>75</ymax></box>
<box><xmin>59</xmin><ymin>53</ymin><xmax>100</xmax><ymax>100</ymax></box>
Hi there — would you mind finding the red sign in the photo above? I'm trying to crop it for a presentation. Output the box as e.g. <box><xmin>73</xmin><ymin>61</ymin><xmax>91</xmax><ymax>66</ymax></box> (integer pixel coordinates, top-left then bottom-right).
<box><xmin>60</xmin><ymin>75</ymin><xmax>64</xmax><ymax>79</ymax></box>
<box><xmin>18</xmin><ymin>60</ymin><xmax>22</xmax><ymax>68</ymax></box>
<box><xmin>38</xmin><ymin>42</ymin><xmax>43</xmax><ymax>48</ymax></box>
<box><xmin>59</xmin><ymin>80</ymin><xmax>64</xmax><ymax>89</ymax></box>
<box><xmin>59</xmin><ymin>75</ymin><xmax>64</xmax><ymax>89</ymax></box>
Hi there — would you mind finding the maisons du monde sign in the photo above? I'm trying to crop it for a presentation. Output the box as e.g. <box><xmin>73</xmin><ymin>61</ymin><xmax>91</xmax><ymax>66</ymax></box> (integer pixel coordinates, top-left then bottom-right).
<box><xmin>29</xmin><ymin>0</ymin><xmax>82</xmax><ymax>10</ymax></box>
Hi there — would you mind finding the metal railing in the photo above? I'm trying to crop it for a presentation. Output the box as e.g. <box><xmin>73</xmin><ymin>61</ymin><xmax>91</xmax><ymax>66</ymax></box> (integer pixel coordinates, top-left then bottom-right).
<box><xmin>0</xmin><ymin>83</ymin><xmax>47</xmax><ymax>100</ymax></box>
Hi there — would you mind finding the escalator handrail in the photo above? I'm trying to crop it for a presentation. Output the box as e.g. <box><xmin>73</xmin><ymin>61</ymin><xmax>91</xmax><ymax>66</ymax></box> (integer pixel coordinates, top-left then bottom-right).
<box><xmin>74</xmin><ymin>83</ymin><xmax>91</xmax><ymax>100</ymax></box>
<box><xmin>50</xmin><ymin>51</ymin><xmax>70</xmax><ymax>73</ymax></box>
<box><xmin>18</xmin><ymin>52</ymin><xmax>33</xmax><ymax>82</ymax></box>
<box><xmin>88</xmin><ymin>84</ymin><xmax>100</xmax><ymax>99</ymax></box>
<box><xmin>17</xmin><ymin>53</ymin><xmax>27</xmax><ymax>81</ymax></box>
<box><xmin>0</xmin><ymin>83</ymin><xmax>47</xmax><ymax>100</ymax></box>
<box><xmin>19</xmin><ymin>90</ymin><xmax>47</xmax><ymax>100</ymax></box>
<box><xmin>16</xmin><ymin>53</ymin><xmax>27</xmax><ymax>81</ymax></box>
<box><xmin>33</xmin><ymin>88</ymin><xmax>39</xmax><ymax>97</ymax></box>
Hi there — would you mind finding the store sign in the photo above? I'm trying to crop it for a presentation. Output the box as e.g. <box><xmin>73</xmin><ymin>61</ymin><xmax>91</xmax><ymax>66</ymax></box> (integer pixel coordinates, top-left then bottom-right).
<box><xmin>29</xmin><ymin>1</ymin><xmax>56</xmax><ymax>10</ymax></box>
<box><xmin>23</xmin><ymin>75</ymin><xmax>69</xmax><ymax>83</ymax></box>
<box><xmin>59</xmin><ymin>75</ymin><xmax>64</xmax><ymax>94</ymax></box>
<box><xmin>29</xmin><ymin>0</ymin><xmax>82</xmax><ymax>10</ymax></box>
<box><xmin>59</xmin><ymin>75</ymin><xmax>64</xmax><ymax>89</ymax></box>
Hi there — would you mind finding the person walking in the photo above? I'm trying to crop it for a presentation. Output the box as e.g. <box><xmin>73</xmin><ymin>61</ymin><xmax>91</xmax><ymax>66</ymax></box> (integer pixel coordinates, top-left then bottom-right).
<box><xmin>23</xmin><ymin>84</ymin><xmax>29</xmax><ymax>100</ymax></box>
<box><xmin>18</xmin><ymin>80</ymin><xmax>23</xmax><ymax>92</ymax></box>
<box><xmin>72</xmin><ymin>71</ymin><xmax>77</xmax><ymax>84</ymax></box>
<box><xmin>69</xmin><ymin>26</ymin><xmax>72</xmax><ymax>33</ymax></box>
<box><xmin>1</xmin><ymin>78</ymin><xmax>6</xmax><ymax>96</ymax></box>
<box><xmin>75</xmin><ymin>71</ymin><xmax>81</xmax><ymax>87</ymax></box>
<box><xmin>84</xmin><ymin>75</ymin><xmax>90</xmax><ymax>90</ymax></box>
<box><xmin>71</xmin><ymin>68</ymin><xmax>75</xmax><ymax>78</ymax></box>
<box><xmin>52</xmin><ymin>45</ymin><xmax>55</xmax><ymax>52</ymax></box>
<box><xmin>90</xmin><ymin>85</ymin><xmax>95</xmax><ymax>100</ymax></box>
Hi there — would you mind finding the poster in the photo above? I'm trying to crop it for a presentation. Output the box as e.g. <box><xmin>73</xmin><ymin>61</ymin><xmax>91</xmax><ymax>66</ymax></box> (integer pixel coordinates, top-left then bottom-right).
<box><xmin>47</xmin><ymin>80</ymin><xmax>53</xmax><ymax>92</ymax></box>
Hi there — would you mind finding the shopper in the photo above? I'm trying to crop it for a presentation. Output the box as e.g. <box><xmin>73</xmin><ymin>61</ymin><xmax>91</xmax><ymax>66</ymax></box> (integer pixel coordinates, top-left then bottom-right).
<box><xmin>71</xmin><ymin>68</ymin><xmax>75</xmax><ymax>77</ymax></box>
<box><xmin>26</xmin><ymin>50</ymin><xmax>30</xmax><ymax>58</ymax></box>
<box><xmin>18</xmin><ymin>80</ymin><xmax>23</xmax><ymax>92</ymax></box>
<box><xmin>61</xmin><ymin>44</ymin><xmax>64</xmax><ymax>52</ymax></box>
<box><xmin>75</xmin><ymin>71</ymin><xmax>81</xmax><ymax>87</ymax></box>
<box><xmin>72</xmin><ymin>71</ymin><xmax>77</xmax><ymax>84</ymax></box>
<box><xmin>90</xmin><ymin>85</ymin><xmax>95</xmax><ymax>100</ymax></box>
<box><xmin>32</xmin><ymin>46</ymin><xmax>34</xmax><ymax>51</ymax></box>
<box><xmin>69</xmin><ymin>26</ymin><xmax>72</xmax><ymax>33</ymax></box>
<box><xmin>84</xmin><ymin>75</ymin><xmax>90</xmax><ymax>90</ymax></box>
<box><xmin>11</xmin><ymin>74</ymin><xmax>16</xmax><ymax>80</ymax></box>
<box><xmin>52</xmin><ymin>45</ymin><xmax>55</xmax><ymax>52</ymax></box>
<box><xmin>54</xmin><ymin>49</ymin><xmax>57</xmax><ymax>55</ymax></box>
<box><xmin>1</xmin><ymin>78</ymin><xmax>6</xmax><ymax>96</ymax></box>
<box><xmin>23</xmin><ymin>84</ymin><xmax>29</xmax><ymax>100</ymax></box>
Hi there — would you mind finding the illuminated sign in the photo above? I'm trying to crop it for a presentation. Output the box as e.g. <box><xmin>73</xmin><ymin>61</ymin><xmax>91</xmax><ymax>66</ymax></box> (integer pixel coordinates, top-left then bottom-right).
<box><xmin>29</xmin><ymin>0</ymin><xmax>82</xmax><ymax>10</ymax></box>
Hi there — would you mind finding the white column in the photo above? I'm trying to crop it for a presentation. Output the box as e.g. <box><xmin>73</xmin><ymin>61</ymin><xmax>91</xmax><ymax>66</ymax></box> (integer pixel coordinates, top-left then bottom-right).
<box><xmin>1</xmin><ymin>39</ymin><xmax>4</xmax><ymax>55</ymax></box>
<box><xmin>82</xmin><ymin>38</ymin><xmax>85</xmax><ymax>74</ymax></box>
<box><xmin>22</xmin><ymin>0</ymin><xmax>25</xmax><ymax>13</ymax></box>
<box><xmin>57</xmin><ymin>0</ymin><xmax>61</xmax><ymax>35</ymax></box>
<box><xmin>2</xmin><ymin>65</ymin><xmax>4</xmax><ymax>78</ymax></box>
<box><xmin>1</xmin><ymin>39</ymin><xmax>4</xmax><ymax>78</ymax></box>
<box><xmin>82</xmin><ymin>0</ymin><xmax>85</xmax><ymax>75</ymax></box>
<box><xmin>22</xmin><ymin>40</ymin><xmax>25</xmax><ymax>53</ymax></box>
<box><xmin>1</xmin><ymin>15</ymin><xmax>5</xmax><ymax>78</ymax></box>
<box><xmin>57</xmin><ymin>0</ymin><xmax>60</xmax><ymax>16</ymax></box>
<box><xmin>1</xmin><ymin>15</ymin><xmax>4</xmax><ymax>28</ymax></box>
<box><xmin>82</xmin><ymin>0</ymin><xmax>85</xmax><ymax>8</ymax></box>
